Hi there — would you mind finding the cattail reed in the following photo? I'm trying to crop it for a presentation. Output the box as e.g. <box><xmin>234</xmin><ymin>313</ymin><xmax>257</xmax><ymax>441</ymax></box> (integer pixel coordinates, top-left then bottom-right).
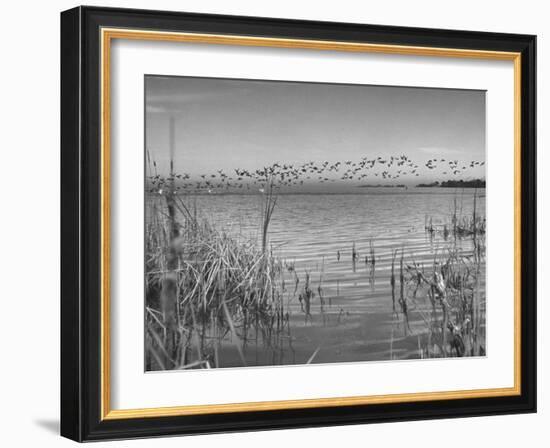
<box><xmin>390</xmin><ymin>249</ymin><xmax>397</xmax><ymax>313</ymax></box>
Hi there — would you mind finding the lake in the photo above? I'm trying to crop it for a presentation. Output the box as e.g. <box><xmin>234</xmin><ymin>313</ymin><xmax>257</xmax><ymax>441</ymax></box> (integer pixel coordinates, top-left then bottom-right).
<box><xmin>154</xmin><ymin>187</ymin><xmax>486</xmax><ymax>367</ymax></box>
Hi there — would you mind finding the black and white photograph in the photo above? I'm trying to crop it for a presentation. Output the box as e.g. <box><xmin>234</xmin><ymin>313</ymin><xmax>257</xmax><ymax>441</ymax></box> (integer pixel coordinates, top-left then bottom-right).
<box><xmin>52</xmin><ymin>3</ymin><xmax>538</xmax><ymax>443</ymax></box>
<box><xmin>144</xmin><ymin>76</ymin><xmax>487</xmax><ymax>371</ymax></box>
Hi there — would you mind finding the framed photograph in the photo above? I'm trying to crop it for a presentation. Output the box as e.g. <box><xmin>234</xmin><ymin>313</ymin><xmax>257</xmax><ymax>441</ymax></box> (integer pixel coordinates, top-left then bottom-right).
<box><xmin>61</xmin><ymin>6</ymin><xmax>536</xmax><ymax>441</ymax></box>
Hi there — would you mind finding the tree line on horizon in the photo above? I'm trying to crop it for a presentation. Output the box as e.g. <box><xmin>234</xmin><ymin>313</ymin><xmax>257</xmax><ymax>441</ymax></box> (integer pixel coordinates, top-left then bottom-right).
<box><xmin>416</xmin><ymin>179</ymin><xmax>486</xmax><ymax>188</ymax></box>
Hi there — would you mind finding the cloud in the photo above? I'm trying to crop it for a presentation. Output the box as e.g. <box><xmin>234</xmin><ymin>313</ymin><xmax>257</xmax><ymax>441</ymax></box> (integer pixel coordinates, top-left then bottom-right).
<box><xmin>145</xmin><ymin>77</ymin><xmax>253</xmax><ymax>114</ymax></box>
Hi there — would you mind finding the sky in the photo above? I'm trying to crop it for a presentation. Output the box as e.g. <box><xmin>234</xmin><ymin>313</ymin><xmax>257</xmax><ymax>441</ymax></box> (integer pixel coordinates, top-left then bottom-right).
<box><xmin>145</xmin><ymin>75</ymin><xmax>486</xmax><ymax>191</ymax></box>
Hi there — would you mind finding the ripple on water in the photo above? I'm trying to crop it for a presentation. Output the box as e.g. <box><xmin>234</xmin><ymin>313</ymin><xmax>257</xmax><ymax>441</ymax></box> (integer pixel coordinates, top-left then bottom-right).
<box><xmin>148</xmin><ymin>190</ymin><xmax>486</xmax><ymax>366</ymax></box>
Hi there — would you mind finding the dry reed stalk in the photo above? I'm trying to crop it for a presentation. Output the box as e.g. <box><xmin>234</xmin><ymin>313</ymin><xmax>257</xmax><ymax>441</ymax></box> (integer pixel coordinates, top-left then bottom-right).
<box><xmin>390</xmin><ymin>249</ymin><xmax>397</xmax><ymax>313</ymax></box>
<box><xmin>159</xmin><ymin>120</ymin><xmax>180</xmax><ymax>367</ymax></box>
<box><xmin>398</xmin><ymin>249</ymin><xmax>410</xmax><ymax>335</ymax></box>
<box><xmin>306</xmin><ymin>347</ymin><xmax>321</xmax><ymax>364</ymax></box>
<box><xmin>260</xmin><ymin>176</ymin><xmax>278</xmax><ymax>253</ymax></box>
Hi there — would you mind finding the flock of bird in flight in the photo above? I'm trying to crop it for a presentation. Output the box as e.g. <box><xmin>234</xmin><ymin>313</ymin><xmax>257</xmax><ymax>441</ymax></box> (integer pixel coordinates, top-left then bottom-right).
<box><xmin>148</xmin><ymin>154</ymin><xmax>485</xmax><ymax>193</ymax></box>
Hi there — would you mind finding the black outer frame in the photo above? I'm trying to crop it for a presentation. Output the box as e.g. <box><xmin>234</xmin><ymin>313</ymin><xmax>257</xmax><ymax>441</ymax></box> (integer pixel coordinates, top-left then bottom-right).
<box><xmin>60</xmin><ymin>6</ymin><xmax>536</xmax><ymax>442</ymax></box>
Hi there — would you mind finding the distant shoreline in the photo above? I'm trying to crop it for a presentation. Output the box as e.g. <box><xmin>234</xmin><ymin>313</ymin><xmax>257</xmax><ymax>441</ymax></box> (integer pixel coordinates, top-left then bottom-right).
<box><xmin>416</xmin><ymin>179</ymin><xmax>486</xmax><ymax>188</ymax></box>
<box><xmin>357</xmin><ymin>184</ymin><xmax>406</xmax><ymax>188</ymax></box>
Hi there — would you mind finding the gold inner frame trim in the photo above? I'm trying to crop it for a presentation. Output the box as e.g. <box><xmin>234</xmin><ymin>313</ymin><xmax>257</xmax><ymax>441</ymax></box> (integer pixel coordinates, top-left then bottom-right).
<box><xmin>100</xmin><ymin>27</ymin><xmax>522</xmax><ymax>421</ymax></box>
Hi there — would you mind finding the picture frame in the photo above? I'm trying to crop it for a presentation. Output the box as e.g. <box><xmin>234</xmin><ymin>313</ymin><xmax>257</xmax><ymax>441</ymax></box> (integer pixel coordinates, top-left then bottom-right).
<box><xmin>60</xmin><ymin>5</ymin><xmax>536</xmax><ymax>442</ymax></box>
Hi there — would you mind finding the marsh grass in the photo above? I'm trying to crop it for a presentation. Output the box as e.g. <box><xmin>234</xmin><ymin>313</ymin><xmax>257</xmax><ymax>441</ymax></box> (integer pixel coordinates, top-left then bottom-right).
<box><xmin>145</xmin><ymin>195</ymin><xmax>298</xmax><ymax>370</ymax></box>
<box><xmin>396</xmin><ymin>246</ymin><xmax>486</xmax><ymax>358</ymax></box>
<box><xmin>426</xmin><ymin>188</ymin><xmax>486</xmax><ymax>242</ymax></box>
<box><xmin>395</xmin><ymin>190</ymin><xmax>486</xmax><ymax>358</ymax></box>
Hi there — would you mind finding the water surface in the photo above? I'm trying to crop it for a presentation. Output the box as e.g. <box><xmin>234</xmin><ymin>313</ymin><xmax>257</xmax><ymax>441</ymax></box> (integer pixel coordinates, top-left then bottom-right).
<box><xmin>155</xmin><ymin>188</ymin><xmax>486</xmax><ymax>366</ymax></box>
